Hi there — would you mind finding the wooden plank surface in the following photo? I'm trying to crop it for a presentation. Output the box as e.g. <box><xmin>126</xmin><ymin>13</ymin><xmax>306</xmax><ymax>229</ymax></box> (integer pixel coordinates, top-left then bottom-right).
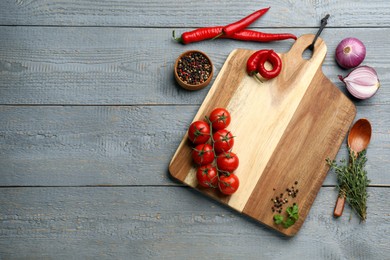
<box><xmin>0</xmin><ymin>0</ymin><xmax>389</xmax><ymax>258</ymax></box>
<box><xmin>1</xmin><ymin>0</ymin><xmax>390</xmax><ymax>27</ymax></box>
<box><xmin>0</xmin><ymin>187</ymin><xmax>388</xmax><ymax>259</ymax></box>
<box><xmin>1</xmin><ymin>105</ymin><xmax>389</xmax><ymax>186</ymax></box>
<box><xmin>0</xmin><ymin>27</ymin><xmax>389</xmax><ymax>105</ymax></box>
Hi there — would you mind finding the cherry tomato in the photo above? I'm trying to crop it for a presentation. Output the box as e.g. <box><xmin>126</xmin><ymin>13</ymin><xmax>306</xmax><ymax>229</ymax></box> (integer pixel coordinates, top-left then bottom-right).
<box><xmin>217</xmin><ymin>152</ymin><xmax>239</xmax><ymax>172</ymax></box>
<box><xmin>188</xmin><ymin>120</ymin><xmax>211</xmax><ymax>145</ymax></box>
<box><xmin>196</xmin><ymin>164</ymin><xmax>218</xmax><ymax>188</ymax></box>
<box><xmin>213</xmin><ymin>129</ymin><xmax>234</xmax><ymax>154</ymax></box>
<box><xmin>218</xmin><ymin>173</ymin><xmax>239</xmax><ymax>195</ymax></box>
<box><xmin>192</xmin><ymin>143</ymin><xmax>215</xmax><ymax>165</ymax></box>
<box><xmin>209</xmin><ymin>108</ymin><xmax>231</xmax><ymax>130</ymax></box>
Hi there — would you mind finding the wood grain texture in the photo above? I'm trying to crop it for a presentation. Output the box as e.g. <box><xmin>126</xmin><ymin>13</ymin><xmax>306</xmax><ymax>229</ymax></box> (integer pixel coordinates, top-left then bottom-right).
<box><xmin>242</xmin><ymin>62</ymin><xmax>356</xmax><ymax>235</ymax></box>
<box><xmin>0</xmin><ymin>0</ymin><xmax>389</xmax><ymax>257</ymax></box>
<box><xmin>1</xmin><ymin>105</ymin><xmax>388</xmax><ymax>187</ymax></box>
<box><xmin>1</xmin><ymin>0</ymin><xmax>390</xmax><ymax>27</ymax></box>
<box><xmin>0</xmin><ymin>186</ymin><xmax>388</xmax><ymax>259</ymax></box>
<box><xmin>170</xmin><ymin>35</ymin><xmax>357</xmax><ymax>236</ymax></box>
<box><xmin>0</xmin><ymin>27</ymin><xmax>389</xmax><ymax>105</ymax></box>
<box><xmin>0</xmin><ymin>105</ymin><xmax>185</xmax><ymax>186</ymax></box>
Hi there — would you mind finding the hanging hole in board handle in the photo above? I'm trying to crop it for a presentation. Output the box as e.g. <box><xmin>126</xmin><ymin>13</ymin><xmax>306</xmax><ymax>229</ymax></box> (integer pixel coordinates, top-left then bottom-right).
<box><xmin>302</xmin><ymin>14</ymin><xmax>330</xmax><ymax>60</ymax></box>
<box><xmin>302</xmin><ymin>45</ymin><xmax>314</xmax><ymax>60</ymax></box>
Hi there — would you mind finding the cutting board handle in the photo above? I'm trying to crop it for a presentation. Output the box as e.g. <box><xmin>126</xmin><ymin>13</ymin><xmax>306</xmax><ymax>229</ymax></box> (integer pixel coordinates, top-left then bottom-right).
<box><xmin>287</xmin><ymin>34</ymin><xmax>327</xmax><ymax>64</ymax></box>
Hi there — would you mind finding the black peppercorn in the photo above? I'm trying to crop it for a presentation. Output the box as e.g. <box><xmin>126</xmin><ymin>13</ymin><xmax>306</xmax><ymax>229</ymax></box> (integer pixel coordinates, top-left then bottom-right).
<box><xmin>177</xmin><ymin>52</ymin><xmax>211</xmax><ymax>85</ymax></box>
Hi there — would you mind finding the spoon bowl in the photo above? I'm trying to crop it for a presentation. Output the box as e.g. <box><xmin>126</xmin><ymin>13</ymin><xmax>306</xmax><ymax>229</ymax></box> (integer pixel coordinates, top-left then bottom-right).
<box><xmin>347</xmin><ymin>118</ymin><xmax>372</xmax><ymax>156</ymax></box>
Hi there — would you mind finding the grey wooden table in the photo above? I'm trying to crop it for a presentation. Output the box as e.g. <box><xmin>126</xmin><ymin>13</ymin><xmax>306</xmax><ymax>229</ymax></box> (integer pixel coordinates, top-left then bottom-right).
<box><xmin>1</xmin><ymin>1</ymin><xmax>389</xmax><ymax>259</ymax></box>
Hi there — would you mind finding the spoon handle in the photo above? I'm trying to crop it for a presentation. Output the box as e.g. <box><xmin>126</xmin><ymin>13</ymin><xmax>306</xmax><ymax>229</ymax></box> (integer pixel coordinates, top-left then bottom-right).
<box><xmin>333</xmin><ymin>151</ymin><xmax>358</xmax><ymax>217</ymax></box>
<box><xmin>334</xmin><ymin>195</ymin><xmax>345</xmax><ymax>217</ymax></box>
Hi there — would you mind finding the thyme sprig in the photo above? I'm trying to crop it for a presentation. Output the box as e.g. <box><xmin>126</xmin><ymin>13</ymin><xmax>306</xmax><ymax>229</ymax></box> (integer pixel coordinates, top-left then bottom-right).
<box><xmin>326</xmin><ymin>148</ymin><xmax>370</xmax><ymax>221</ymax></box>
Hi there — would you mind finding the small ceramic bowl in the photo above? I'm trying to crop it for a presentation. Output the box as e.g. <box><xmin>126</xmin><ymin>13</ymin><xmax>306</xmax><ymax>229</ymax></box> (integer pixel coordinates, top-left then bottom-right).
<box><xmin>174</xmin><ymin>50</ymin><xmax>213</xmax><ymax>91</ymax></box>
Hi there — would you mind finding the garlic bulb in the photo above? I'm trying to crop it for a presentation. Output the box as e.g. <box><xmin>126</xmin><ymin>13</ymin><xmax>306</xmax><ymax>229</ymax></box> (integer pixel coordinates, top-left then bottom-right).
<box><xmin>338</xmin><ymin>66</ymin><xmax>380</xmax><ymax>100</ymax></box>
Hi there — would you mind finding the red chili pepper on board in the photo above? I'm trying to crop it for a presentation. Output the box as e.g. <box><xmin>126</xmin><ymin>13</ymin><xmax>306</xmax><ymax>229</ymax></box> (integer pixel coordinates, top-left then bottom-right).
<box><xmin>257</xmin><ymin>50</ymin><xmax>282</xmax><ymax>79</ymax></box>
<box><xmin>222</xmin><ymin>7</ymin><xmax>270</xmax><ymax>36</ymax></box>
<box><xmin>246</xmin><ymin>49</ymin><xmax>269</xmax><ymax>76</ymax></box>
<box><xmin>225</xmin><ymin>30</ymin><xmax>297</xmax><ymax>42</ymax></box>
<box><xmin>173</xmin><ymin>27</ymin><xmax>222</xmax><ymax>44</ymax></box>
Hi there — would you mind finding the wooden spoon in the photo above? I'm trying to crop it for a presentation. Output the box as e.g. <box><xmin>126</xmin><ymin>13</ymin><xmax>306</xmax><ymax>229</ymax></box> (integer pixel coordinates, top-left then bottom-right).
<box><xmin>347</xmin><ymin>118</ymin><xmax>372</xmax><ymax>157</ymax></box>
<box><xmin>333</xmin><ymin>118</ymin><xmax>372</xmax><ymax>218</ymax></box>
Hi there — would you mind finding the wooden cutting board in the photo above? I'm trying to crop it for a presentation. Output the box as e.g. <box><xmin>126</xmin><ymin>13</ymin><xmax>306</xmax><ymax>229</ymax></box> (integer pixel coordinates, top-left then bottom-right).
<box><xmin>169</xmin><ymin>34</ymin><xmax>356</xmax><ymax>236</ymax></box>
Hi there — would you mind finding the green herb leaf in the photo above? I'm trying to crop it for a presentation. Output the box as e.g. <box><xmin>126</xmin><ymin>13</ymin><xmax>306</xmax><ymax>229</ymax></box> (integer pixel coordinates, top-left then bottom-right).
<box><xmin>273</xmin><ymin>204</ymin><xmax>299</xmax><ymax>229</ymax></box>
<box><xmin>283</xmin><ymin>217</ymin><xmax>296</xmax><ymax>228</ymax></box>
<box><xmin>286</xmin><ymin>204</ymin><xmax>299</xmax><ymax>219</ymax></box>
<box><xmin>292</xmin><ymin>204</ymin><xmax>299</xmax><ymax>220</ymax></box>
<box><xmin>327</xmin><ymin>148</ymin><xmax>370</xmax><ymax>221</ymax></box>
<box><xmin>286</xmin><ymin>206</ymin><xmax>293</xmax><ymax>216</ymax></box>
<box><xmin>273</xmin><ymin>214</ymin><xmax>284</xmax><ymax>224</ymax></box>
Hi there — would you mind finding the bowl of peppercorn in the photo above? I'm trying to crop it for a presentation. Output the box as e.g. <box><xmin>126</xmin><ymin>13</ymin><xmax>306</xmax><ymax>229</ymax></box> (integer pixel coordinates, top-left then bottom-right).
<box><xmin>174</xmin><ymin>50</ymin><xmax>213</xmax><ymax>91</ymax></box>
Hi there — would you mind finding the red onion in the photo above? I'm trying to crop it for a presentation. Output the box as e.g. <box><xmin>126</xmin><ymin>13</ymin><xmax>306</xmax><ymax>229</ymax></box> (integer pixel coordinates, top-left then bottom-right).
<box><xmin>335</xmin><ymin>37</ymin><xmax>366</xmax><ymax>69</ymax></box>
<box><xmin>338</xmin><ymin>66</ymin><xmax>380</xmax><ymax>100</ymax></box>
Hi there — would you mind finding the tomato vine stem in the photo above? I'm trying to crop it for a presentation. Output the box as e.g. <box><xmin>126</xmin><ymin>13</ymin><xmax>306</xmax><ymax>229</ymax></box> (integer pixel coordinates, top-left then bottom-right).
<box><xmin>205</xmin><ymin>116</ymin><xmax>231</xmax><ymax>185</ymax></box>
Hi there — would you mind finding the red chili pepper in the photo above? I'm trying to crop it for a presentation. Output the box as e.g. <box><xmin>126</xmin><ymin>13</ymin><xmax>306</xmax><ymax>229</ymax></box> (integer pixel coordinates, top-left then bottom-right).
<box><xmin>222</xmin><ymin>7</ymin><xmax>270</xmax><ymax>36</ymax></box>
<box><xmin>226</xmin><ymin>30</ymin><xmax>297</xmax><ymax>42</ymax></box>
<box><xmin>173</xmin><ymin>27</ymin><xmax>222</xmax><ymax>45</ymax></box>
<box><xmin>246</xmin><ymin>49</ymin><xmax>269</xmax><ymax>76</ymax></box>
<box><xmin>257</xmin><ymin>50</ymin><xmax>282</xmax><ymax>79</ymax></box>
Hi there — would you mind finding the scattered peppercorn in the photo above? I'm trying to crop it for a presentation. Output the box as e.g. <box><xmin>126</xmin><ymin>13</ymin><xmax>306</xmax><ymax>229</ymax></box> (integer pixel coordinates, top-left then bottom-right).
<box><xmin>270</xmin><ymin>180</ymin><xmax>299</xmax><ymax>213</ymax></box>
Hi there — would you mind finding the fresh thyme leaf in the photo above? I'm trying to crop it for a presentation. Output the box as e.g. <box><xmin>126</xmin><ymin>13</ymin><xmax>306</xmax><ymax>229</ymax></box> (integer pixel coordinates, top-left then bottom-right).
<box><xmin>327</xmin><ymin>148</ymin><xmax>370</xmax><ymax>221</ymax></box>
